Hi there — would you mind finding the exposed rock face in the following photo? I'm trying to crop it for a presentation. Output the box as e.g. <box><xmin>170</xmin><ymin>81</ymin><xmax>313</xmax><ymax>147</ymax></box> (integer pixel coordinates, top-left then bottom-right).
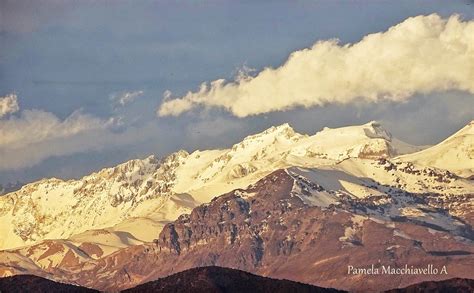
<box><xmin>0</xmin><ymin>275</ymin><xmax>97</xmax><ymax>293</ymax></box>
<box><xmin>37</xmin><ymin>169</ymin><xmax>472</xmax><ymax>292</ymax></box>
<box><xmin>123</xmin><ymin>266</ymin><xmax>341</xmax><ymax>293</ymax></box>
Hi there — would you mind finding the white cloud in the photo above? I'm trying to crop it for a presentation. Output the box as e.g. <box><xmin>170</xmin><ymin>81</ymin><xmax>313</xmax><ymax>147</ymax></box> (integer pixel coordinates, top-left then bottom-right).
<box><xmin>0</xmin><ymin>89</ymin><xmax>185</xmax><ymax>172</ymax></box>
<box><xmin>0</xmin><ymin>93</ymin><xmax>19</xmax><ymax>118</ymax></box>
<box><xmin>111</xmin><ymin>90</ymin><xmax>144</xmax><ymax>106</ymax></box>
<box><xmin>0</xmin><ymin>108</ymin><xmax>116</xmax><ymax>170</ymax></box>
<box><xmin>0</xmin><ymin>109</ymin><xmax>108</xmax><ymax>149</ymax></box>
<box><xmin>158</xmin><ymin>14</ymin><xmax>474</xmax><ymax>118</ymax></box>
<box><xmin>0</xmin><ymin>94</ymin><xmax>156</xmax><ymax>171</ymax></box>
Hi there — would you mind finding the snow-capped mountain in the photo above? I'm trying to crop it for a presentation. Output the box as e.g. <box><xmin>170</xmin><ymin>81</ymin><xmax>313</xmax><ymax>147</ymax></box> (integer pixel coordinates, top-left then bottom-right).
<box><xmin>1</xmin><ymin>168</ymin><xmax>471</xmax><ymax>291</ymax></box>
<box><xmin>0</xmin><ymin>121</ymin><xmax>473</xmax><ymax>291</ymax></box>
<box><xmin>396</xmin><ymin>120</ymin><xmax>474</xmax><ymax>178</ymax></box>
<box><xmin>0</xmin><ymin>121</ymin><xmax>471</xmax><ymax>252</ymax></box>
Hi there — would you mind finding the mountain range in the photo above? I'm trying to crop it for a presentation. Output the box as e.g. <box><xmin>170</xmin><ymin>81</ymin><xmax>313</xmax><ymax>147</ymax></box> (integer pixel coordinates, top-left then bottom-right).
<box><xmin>0</xmin><ymin>121</ymin><xmax>472</xmax><ymax>291</ymax></box>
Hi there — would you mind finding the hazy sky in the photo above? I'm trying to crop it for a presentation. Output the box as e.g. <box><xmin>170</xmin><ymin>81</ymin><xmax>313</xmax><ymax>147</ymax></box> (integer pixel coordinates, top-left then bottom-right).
<box><xmin>0</xmin><ymin>0</ymin><xmax>473</xmax><ymax>184</ymax></box>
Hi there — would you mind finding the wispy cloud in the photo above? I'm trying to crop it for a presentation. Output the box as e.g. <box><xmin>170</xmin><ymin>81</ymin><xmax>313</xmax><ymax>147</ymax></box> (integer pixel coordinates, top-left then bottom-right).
<box><xmin>110</xmin><ymin>90</ymin><xmax>144</xmax><ymax>107</ymax></box>
<box><xmin>0</xmin><ymin>94</ymin><xmax>146</xmax><ymax>170</ymax></box>
<box><xmin>158</xmin><ymin>14</ymin><xmax>474</xmax><ymax>118</ymax></box>
<box><xmin>0</xmin><ymin>109</ymin><xmax>110</xmax><ymax>149</ymax></box>
<box><xmin>0</xmin><ymin>93</ymin><xmax>19</xmax><ymax>118</ymax></box>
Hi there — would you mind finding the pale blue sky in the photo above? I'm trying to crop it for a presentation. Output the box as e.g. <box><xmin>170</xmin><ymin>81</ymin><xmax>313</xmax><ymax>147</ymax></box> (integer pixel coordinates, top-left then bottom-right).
<box><xmin>0</xmin><ymin>0</ymin><xmax>473</xmax><ymax>184</ymax></box>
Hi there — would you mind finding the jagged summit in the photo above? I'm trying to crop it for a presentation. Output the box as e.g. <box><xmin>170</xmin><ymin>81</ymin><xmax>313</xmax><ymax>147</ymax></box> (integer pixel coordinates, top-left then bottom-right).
<box><xmin>234</xmin><ymin>121</ymin><xmax>396</xmax><ymax>161</ymax></box>
<box><xmin>307</xmin><ymin>121</ymin><xmax>399</xmax><ymax>159</ymax></box>
<box><xmin>236</xmin><ymin>123</ymin><xmax>301</xmax><ymax>145</ymax></box>
<box><xmin>266</xmin><ymin>122</ymin><xmax>293</xmax><ymax>131</ymax></box>
<box><xmin>364</xmin><ymin>120</ymin><xmax>392</xmax><ymax>140</ymax></box>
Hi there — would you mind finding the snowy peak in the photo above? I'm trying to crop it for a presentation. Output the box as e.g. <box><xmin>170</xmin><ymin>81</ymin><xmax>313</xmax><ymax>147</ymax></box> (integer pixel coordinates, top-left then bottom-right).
<box><xmin>231</xmin><ymin>121</ymin><xmax>399</xmax><ymax>162</ymax></box>
<box><xmin>234</xmin><ymin>123</ymin><xmax>301</xmax><ymax>148</ymax></box>
<box><xmin>363</xmin><ymin>121</ymin><xmax>392</xmax><ymax>140</ymax></box>
<box><xmin>397</xmin><ymin>121</ymin><xmax>474</xmax><ymax>177</ymax></box>
<box><xmin>307</xmin><ymin>121</ymin><xmax>400</xmax><ymax>160</ymax></box>
<box><xmin>317</xmin><ymin>120</ymin><xmax>392</xmax><ymax>141</ymax></box>
<box><xmin>262</xmin><ymin>122</ymin><xmax>294</xmax><ymax>133</ymax></box>
<box><xmin>188</xmin><ymin>122</ymin><xmax>419</xmax><ymax>190</ymax></box>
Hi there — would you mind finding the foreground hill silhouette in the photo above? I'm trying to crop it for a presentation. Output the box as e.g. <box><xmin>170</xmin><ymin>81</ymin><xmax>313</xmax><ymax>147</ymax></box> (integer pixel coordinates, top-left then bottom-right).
<box><xmin>0</xmin><ymin>274</ymin><xmax>97</xmax><ymax>293</ymax></box>
<box><xmin>385</xmin><ymin>278</ymin><xmax>474</xmax><ymax>293</ymax></box>
<box><xmin>122</xmin><ymin>266</ymin><xmax>342</xmax><ymax>293</ymax></box>
<box><xmin>1</xmin><ymin>269</ymin><xmax>472</xmax><ymax>292</ymax></box>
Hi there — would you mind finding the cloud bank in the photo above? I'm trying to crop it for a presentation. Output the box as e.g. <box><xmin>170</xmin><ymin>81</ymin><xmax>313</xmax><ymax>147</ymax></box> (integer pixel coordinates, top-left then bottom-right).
<box><xmin>0</xmin><ymin>94</ymin><xmax>19</xmax><ymax>118</ymax></box>
<box><xmin>158</xmin><ymin>14</ymin><xmax>474</xmax><ymax>118</ymax></box>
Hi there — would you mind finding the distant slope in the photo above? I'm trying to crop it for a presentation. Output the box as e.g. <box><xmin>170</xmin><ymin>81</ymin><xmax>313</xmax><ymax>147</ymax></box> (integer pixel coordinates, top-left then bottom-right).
<box><xmin>123</xmin><ymin>266</ymin><xmax>342</xmax><ymax>293</ymax></box>
<box><xmin>396</xmin><ymin>121</ymin><xmax>474</xmax><ymax>177</ymax></box>
<box><xmin>0</xmin><ymin>275</ymin><xmax>96</xmax><ymax>293</ymax></box>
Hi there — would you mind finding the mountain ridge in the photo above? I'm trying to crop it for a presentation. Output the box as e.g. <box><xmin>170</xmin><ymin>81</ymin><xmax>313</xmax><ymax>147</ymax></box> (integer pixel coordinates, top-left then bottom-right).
<box><xmin>1</xmin><ymin>121</ymin><xmax>472</xmax><ymax>251</ymax></box>
<box><xmin>2</xmin><ymin>121</ymin><xmax>422</xmax><ymax>251</ymax></box>
<box><xmin>0</xmin><ymin>121</ymin><xmax>473</xmax><ymax>291</ymax></box>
